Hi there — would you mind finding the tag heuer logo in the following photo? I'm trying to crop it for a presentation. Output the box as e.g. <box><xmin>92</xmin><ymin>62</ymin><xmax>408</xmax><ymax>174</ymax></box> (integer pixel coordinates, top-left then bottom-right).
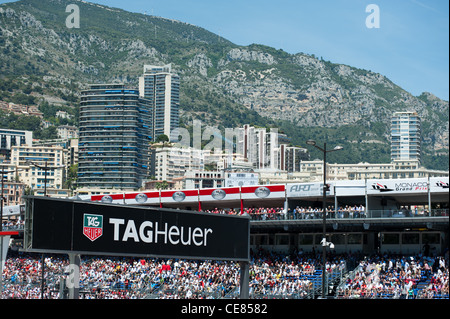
<box><xmin>83</xmin><ymin>214</ymin><xmax>103</xmax><ymax>241</ymax></box>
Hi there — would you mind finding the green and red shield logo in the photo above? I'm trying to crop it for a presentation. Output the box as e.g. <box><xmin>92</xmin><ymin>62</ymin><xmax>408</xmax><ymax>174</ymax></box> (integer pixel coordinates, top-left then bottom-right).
<box><xmin>83</xmin><ymin>214</ymin><xmax>103</xmax><ymax>241</ymax></box>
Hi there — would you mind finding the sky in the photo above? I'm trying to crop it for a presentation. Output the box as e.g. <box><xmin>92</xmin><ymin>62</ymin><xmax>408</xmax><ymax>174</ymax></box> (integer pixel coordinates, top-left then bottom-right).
<box><xmin>1</xmin><ymin>0</ymin><xmax>449</xmax><ymax>100</ymax></box>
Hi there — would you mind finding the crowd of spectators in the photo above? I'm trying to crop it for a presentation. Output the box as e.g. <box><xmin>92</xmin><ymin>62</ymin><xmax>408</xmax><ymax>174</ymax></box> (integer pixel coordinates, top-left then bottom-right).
<box><xmin>335</xmin><ymin>253</ymin><xmax>449</xmax><ymax>299</ymax></box>
<box><xmin>201</xmin><ymin>205</ymin><xmax>449</xmax><ymax>220</ymax></box>
<box><xmin>3</xmin><ymin>248</ymin><xmax>447</xmax><ymax>299</ymax></box>
<box><xmin>201</xmin><ymin>208</ymin><xmax>240</xmax><ymax>215</ymax></box>
<box><xmin>290</xmin><ymin>205</ymin><xmax>366</xmax><ymax>220</ymax></box>
<box><xmin>0</xmin><ymin>204</ymin><xmax>447</xmax><ymax>300</ymax></box>
<box><xmin>244</xmin><ymin>207</ymin><xmax>285</xmax><ymax>220</ymax></box>
<box><xmin>1</xmin><ymin>251</ymin><xmax>244</xmax><ymax>299</ymax></box>
<box><xmin>248</xmin><ymin>249</ymin><xmax>347</xmax><ymax>299</ymax></box>
<box><xmin>0</xmin><ymin>249</ymin><xmax>339</xmax><ymax>299</ymax></box>
<box><xmin>241</xmin><ymin>205</ymin><xmax>366</xmax><ymax>220</ymax></box>
<box><xmin>1</xmin><ymin>219</ymin><xmax>24</xmax><ymax>230</ymax></box>
<box><xmin>201</xmin><ymin>205</ymin><xmax>366</xmax><ymax>221</ymax></box>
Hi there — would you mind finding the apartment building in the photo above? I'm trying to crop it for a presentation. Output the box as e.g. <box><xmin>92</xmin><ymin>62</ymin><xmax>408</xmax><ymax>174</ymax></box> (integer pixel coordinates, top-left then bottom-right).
<box><xmin>1</xmin><ymin>181</ymin><xmax>26</xmax><ymax>206</ymax></box>
<box><xmin>391</xmin><ymin>111</ymin><xmax>421</xmax><ymax>162</ymax></box>
<box><xmin>77</xmin><ymin>84</ymin><xmax>153</xmax><ymax>190</ymax></box>
<box><xmin>236</xmin><ymin>124</ymin><xmax>280</xmax><ymax>170</ymax></box>
<box><xmin>0</xmin><ymin>128</ymin><xmax>33</xmax><ymax>159</ymax></box>
<box><xmin>34</xmin><ymin>138</ymin><xmax>79</xmax><ymax>167</ymax></box>
<box><xmin>151</xmin><ymin>146</ymin><xmax>205</xmax><ymax>182</ymax></box>
<box><xmin>299</xmin><ymin>159</ymin><xmax>448</xmax><ymax>181</ymax></box>
<box><xmin>236</xmin><ymin>124</ymin><xmax>308</xmax><ymax>172</ymax></box>
<box><xmin>184</xmin><ymin>170</ymin><xmax>225</xmax><ymax>189</ymax></box>
<box><xmin>139</xmin><ymin>64</ymin><xmax>180</xmax><ymax>140</ymax></box>
<box><xmin>10</xmin><ymin>144</ymin><xmax>66</xmax><ymax>191</ymax></box>
<box><xmin>279</xmin><ymin>144</ymin><xmax>309</xmax><ymax>172</ymax></box>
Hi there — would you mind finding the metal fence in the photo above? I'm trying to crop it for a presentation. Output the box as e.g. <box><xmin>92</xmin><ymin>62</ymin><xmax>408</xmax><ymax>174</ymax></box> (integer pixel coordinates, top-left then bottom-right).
<box><xmin>250</xmin><ymin>209</ymin><xmax>449</xmax><ymax>221</ymax></box>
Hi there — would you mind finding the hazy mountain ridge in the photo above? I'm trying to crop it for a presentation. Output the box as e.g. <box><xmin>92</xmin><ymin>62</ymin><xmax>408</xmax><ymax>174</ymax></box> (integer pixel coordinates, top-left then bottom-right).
<box><xmin>0</xmin><ymin>0</ymin><xmax>448</xmax><ymax>169</ymax></box>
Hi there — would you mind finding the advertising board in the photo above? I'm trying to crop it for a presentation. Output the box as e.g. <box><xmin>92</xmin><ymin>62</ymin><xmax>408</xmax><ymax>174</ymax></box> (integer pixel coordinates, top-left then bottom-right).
<box><xmin>26</xmin><ymin>197</ymin><xmax>250</xmax><ymax>261</ymax></box>
<box><xmin>286</xmin><ymin>182</ymin><xmax>333</xmax><ymax>197</ymax></box>
<box><xmin>367</xmin><ymin>178</ymin><xmax>428</xmax><ymax>195</ymax></box>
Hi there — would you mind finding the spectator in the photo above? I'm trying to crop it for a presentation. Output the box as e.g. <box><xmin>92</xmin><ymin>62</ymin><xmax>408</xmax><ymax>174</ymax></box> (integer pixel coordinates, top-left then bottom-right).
<box><xmin>2</xmin><ymin>250</ymin><xmax>448</xmax><ymax>299</ymax></box>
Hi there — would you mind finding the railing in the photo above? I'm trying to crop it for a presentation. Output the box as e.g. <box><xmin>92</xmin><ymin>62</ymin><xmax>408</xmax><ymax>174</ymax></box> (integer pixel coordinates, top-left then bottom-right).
<box><xmin>334</xmin><ymin>263</ymin><xmax>362</xmax><ymax>299</ymax></box>
<box><xmin>3</xmin><ymin>208</ymin><xmax>447</xmax><ymax>231</ymax></box>
<box><xmin>1</xmin><ymin>224</ymin><xmax>25</xmax><ymax>231</ymax></box>
<box><xmin>250</xmin><ymin>209</ymin><xmax>449</xmax><ymax>221</ymax></box>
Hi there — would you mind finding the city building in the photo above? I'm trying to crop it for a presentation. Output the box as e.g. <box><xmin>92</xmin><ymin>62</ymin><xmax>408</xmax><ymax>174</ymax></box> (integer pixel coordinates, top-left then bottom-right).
<box><xmin>57</xmin><ymin>125</ymin><xmax>78</xmax><ymax>140</ymax></box>
<box><xmin>142</xmin><ymin>179</ymin><xmax>181</xmax><ymax>191</ymax></box>
<box><xmin>74</xmin><ymin>187</ymin><xmax>127</xmax><ymax>197</ymax></box>
<box><xmin>183</xmin><ymin>171</ymin><xmax>259</xmax><ymax>189</ymax></box>
<box><xmin>0</xmin><ymin>177</ymin><xmax>26</xmax><ymax>224</ymax></box>
<box><xmin>0</xmin><ymin>128</ymin><xmax>33</xmax><ymax>159</ymax></box>
<box><xmin>77</xmin><ymin>84</ymin><xmax>153</xmax><ymax>190</ymax></box>
<box><xmin>184</xmin><ymin>170</ymin><xmax>224</xmax><ymax>189</ymax></box>
<box><xmin>266</xmin><ymin>159</ymin><xmax>448</xmax><ymax>184</ymax></box>
<box><xmin>0</xmin><ymin>163</ymin><xmax>26</xmax><ymax>206</ymax></box>
<box><xmin>391</xmin><ymin>111</ymin><xmax>421</xmax><ymax>162</ymax></box>
<box><xmin>56</xmin><ymin>110</ymin><xmax>73</xmax><ymax>120</ymax></box>
<box><xmin>236</xmin><ymin>124</ymin><xmax>309</xmax><ymax>172</ymax></box>
<box><xmin>279</xmin><ymin>144</ymin><xmax>309</xmax><ymax>172</ymax></box>
<box><xmin>237</xmin><ymin>124</ymin><xmax>280</xmax><ymax>170</ymax></box>
<box><xmin>151</xmin><ymin>145</ymin><xmax>205</xmax><ymax>182</ymax></box>
<box><xmin>0</xmin><ymin>101</ymin><xmax>43</xmax><ymax>118</ymax></box>
<box><xmin>10</xmin><ymin>144</ymin><xmax>66</xmax><ymax>191</ymax></box>
<box><xmin>34</xmin><ymin>138</ymin><xmax>79</xmax><ymax>167</ymax></box>
<box><xmin>224</xmin><ymin>172</ymin><xmax>259</xmax><ymax>187</ymax></box>
<box><xmin>139</xmin><ymin>64</ymin><xmax>180</xmax><ymax>141</ymax></box>
<box><xmin>205</xmin><ymin>152</ymin><xmax>253</xmax><ymax>171</ymax></box>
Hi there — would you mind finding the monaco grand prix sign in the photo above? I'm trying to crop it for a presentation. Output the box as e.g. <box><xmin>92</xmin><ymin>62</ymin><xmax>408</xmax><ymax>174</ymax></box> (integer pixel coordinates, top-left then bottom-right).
<box><xmin>25</xmin><ymin>196</ymin><xmax>250</xmax><ymax>261</ymax></box>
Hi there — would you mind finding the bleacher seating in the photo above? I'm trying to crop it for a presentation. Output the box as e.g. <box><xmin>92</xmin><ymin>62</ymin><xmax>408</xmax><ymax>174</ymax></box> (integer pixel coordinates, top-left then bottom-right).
<box><xmin>1</xmin><ymin>250</ymin><xmax>448</xmax><ymax>299</ymax></box>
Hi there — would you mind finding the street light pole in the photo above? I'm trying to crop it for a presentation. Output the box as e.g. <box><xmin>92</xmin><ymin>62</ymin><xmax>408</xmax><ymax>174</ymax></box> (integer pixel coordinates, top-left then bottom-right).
<box><xmin>306</xmin><ymin>140</ymin><xmax>343</xmax><ymax>299</ymax></box>
<box><xmin>29</xmin><ymin>160</ymin><xmax>65</xmax><ymax>196</ymax></box>
<box><xmin>322</xmin><ymin>143</ymin><xmax>327</xmax><ymax>299</ymax></box>
<box><xmin>30</xmin><ymin>161</ymin><xmax>50</xmax><ymax>299</ymax></box>
<box><xmin>29</xmin><ymin>161</ymin><xmax>64</xmax><ymax>299</ymax></box>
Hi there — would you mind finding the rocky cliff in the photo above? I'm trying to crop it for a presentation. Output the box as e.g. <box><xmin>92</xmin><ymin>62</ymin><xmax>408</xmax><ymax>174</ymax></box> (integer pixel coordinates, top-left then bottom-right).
<box><xmin>0</xmin><ymin>0</ymin><xmax>448</xmax><ymax>168</ymax></box>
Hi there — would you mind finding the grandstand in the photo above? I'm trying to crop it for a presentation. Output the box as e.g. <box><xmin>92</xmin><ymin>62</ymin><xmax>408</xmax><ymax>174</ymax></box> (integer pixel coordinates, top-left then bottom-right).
<box><xmin>80</xmin><ymin>177</ymin><xmax>449</xmax><ymax>255</ymax></box>
<box><xmin>2</xmin><ymin>250</ymin><xmax>447</xmax><ymax>299</ymax></box>
<box><xmin>1</xmin><ymin>177</ymin><xmax>448</xmax><ymax>299</ymax></box>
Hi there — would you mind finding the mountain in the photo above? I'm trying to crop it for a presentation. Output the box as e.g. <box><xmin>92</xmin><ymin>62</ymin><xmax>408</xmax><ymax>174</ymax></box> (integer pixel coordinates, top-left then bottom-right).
<box><xmin>0</xmin><ymin>0</ymin><xmax>448</xmax><ymax>170</ymax></box>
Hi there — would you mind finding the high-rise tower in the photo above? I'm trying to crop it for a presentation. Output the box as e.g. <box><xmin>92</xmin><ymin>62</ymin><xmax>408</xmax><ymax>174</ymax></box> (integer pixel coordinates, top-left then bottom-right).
<box><xmin>77</xmin><ymin>84</ymin><xmax>153</xmax><ymax>190</ymax></box>
<box><xmin>391</xmin><ymin>111</ymin><xmax>421</xmax><ymax>162</ymax></box>
<box><xmin>139</xmin><ymin>64</ymin><xmax>180</xmax><ymax>141</ymax></box>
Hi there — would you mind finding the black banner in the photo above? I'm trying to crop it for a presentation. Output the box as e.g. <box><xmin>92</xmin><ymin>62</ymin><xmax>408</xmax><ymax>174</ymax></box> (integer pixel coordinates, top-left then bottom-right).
<box><xmin>28</xmin><ymin>197</ymin><xmax>250</xmax><ymax>261</ymax></box>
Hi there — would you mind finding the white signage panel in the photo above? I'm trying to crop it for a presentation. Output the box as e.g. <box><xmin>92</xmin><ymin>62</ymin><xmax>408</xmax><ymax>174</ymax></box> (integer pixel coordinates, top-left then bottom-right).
<box><xmin>367</xmin><ymin>178</ymin><xmax>429</xmax><ymax>195</ymax></box>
